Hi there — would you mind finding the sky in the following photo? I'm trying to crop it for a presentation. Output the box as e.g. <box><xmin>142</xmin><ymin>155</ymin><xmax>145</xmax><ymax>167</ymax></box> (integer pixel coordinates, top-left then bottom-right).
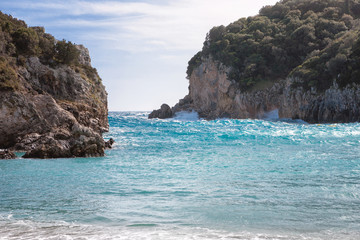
<box><xmin>0</xmin><ymin>0</ymin><xmax>279</xmax><ymax>111</ymax></box>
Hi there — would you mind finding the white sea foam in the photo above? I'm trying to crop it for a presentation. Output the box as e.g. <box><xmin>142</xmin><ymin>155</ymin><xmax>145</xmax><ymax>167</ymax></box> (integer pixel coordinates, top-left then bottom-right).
<box><xmin>263</xmin><ymin>109</ymin><xmax>279</xmax><ymax>121</ymax></box>
<box><xmin>1</xmin><ymin>220</ymin><xmax>356</xmax><ymax>240</ymax></box>
<box><xmin>262</xmin><ymin>109</ymin><xmax>310</xmax><ymax>124</ymax></box>
<box><xmin>173</xmin><ymin>111</ymin><xmax>199</xmax><ymax>121</ymax></box>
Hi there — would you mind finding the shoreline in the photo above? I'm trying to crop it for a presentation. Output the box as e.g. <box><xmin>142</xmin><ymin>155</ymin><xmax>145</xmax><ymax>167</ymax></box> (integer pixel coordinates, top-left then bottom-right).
<box><xmin>1</xmin><ymin>218</ymin><xmax>358</xmax><ymax>240</ymax></box>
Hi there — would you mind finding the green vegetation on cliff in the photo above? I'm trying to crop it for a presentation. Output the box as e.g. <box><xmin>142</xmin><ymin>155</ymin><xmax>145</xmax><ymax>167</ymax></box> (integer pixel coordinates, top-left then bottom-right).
<box><xmin>0</xmin><ymin>12</ymin><xmax>79</xmax><ymax>65</ymax></box>
<box><xmin>0</xmin><ymin>11</ymin><xmax>101</xmax><ymax>92</ymax></box>
<box><xmin>187</xmin><ymin>0</ymin><xmax>360</xmax><ymax>91</ymax></box>
<box><xmin>0</xmin><ymin>57</ymin><xmax>19</xmax><ymax>91</ymax></box>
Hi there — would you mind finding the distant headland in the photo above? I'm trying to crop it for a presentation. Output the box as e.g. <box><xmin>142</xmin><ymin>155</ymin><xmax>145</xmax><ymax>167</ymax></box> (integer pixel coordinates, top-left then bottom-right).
<box><xmin>150</xmin><ymin>0</ymin><xmax>360</xmax><ymax>123</ymax></box>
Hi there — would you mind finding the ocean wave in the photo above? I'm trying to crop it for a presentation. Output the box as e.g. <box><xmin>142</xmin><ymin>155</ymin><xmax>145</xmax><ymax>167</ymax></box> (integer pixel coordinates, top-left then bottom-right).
<box><xmin>0</xmin><ymin>219</ymin><xmax>358</xmax><ymax>240</ymax></box>
<box><xmin>3</xmin><ymin>112</ymin><xmax>360</xmax><ymax>240</ymax></box>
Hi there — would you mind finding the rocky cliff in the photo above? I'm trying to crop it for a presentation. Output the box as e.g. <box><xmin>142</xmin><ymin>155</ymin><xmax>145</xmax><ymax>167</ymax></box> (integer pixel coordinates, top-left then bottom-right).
<box><xmin>150</xmin><ymin>0</ymin><xmax>360</xmax><ymax>123</ymax></box>
<box><xmin>164</xmin><ymin>56</ymin><xmax>360</xmax><ymax>123</ymax></box>
<box><xmin>0</xmin><ymin>12</ymin><xmax>109</xmax><ymax>158</ymax></box>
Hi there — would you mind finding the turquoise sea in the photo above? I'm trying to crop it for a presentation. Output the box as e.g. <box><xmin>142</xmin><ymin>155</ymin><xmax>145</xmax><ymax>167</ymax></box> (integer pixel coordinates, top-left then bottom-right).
<box><xmin>1</xmin><ymin>111</ymin><xmax>360</xmax><ymax>239</ymax></box>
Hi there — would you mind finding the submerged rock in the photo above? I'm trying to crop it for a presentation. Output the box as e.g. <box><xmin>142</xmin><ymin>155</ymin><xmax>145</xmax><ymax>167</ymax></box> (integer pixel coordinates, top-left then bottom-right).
<box><xmin>0</xmin><ymin>149</ymin><xmax>16</xmax><ymax>159</ymax></box>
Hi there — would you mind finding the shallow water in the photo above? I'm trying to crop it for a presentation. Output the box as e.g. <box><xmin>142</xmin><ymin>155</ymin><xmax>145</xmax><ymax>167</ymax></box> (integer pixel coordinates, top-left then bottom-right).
<box><xmin>1</xmin><ymin>112</ymin><xmax>360</xmax><ymax>239</ymax></box>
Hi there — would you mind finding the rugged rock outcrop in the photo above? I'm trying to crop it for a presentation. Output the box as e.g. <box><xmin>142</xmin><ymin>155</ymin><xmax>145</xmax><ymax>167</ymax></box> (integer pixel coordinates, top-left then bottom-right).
<box><xmin>151</xmin><ymin>57</ymin><xmax>360</xmax><ymax>123</ymax></box>
<box><xmin>0</xmin><ymin>54</ymin><xmax>108</xmax><ymax>158</ymax></box>
<box><xmin>0</xmin><ymin>12</ymin><xmax>108</xmax><ymax>158</ymax></box>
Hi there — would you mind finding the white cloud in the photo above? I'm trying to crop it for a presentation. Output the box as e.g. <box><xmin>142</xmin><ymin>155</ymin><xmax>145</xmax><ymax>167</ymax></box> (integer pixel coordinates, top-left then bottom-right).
<box><xmin>5</xmin><ymin>0</ymin><xmax>279</xmax><ymax>53</ymax></box>
<box><xmin>1</xmin><ymin>0</ymin><xmax>279</xmax><ymax>110</ymax></box>
<box><xmin>87</xmin><ymin>0</ymin><xmax>278</xmax><ymax>52</ymax></box>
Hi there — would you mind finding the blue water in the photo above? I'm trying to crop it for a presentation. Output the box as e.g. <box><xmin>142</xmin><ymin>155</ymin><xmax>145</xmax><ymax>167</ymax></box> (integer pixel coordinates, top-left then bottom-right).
<box><xmin>1</xmin><ymin>111</ymin><xmax>360</xmax><ymax>239</ymax></box>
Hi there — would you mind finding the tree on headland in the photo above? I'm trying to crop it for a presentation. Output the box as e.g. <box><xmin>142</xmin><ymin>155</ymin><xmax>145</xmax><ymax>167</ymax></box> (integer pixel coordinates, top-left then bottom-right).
<box><xmin>11</xmin><ymin>27</ymin><xmax>39</xmax><ymax>56</ymax></box>
<box><xmin>187</xmin><ymin>0</ymin><xmax>360</xmax><ymax>91</ymax></box>
<box><xmin>55</xmin><ymin>40</ymin><xmax>79</xmax><ymax>65</ymax></box>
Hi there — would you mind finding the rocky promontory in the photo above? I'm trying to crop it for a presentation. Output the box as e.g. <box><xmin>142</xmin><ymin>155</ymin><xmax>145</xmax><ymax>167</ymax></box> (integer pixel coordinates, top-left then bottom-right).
<box><xmin>150</xmin><ymin>0</ymin><xmax>360</xmax><ymax>123</ymax></box>
<box><xmin>0</xmin><ymin>12</ymin><xmax>109</xmax><ymax>158</ymax></box>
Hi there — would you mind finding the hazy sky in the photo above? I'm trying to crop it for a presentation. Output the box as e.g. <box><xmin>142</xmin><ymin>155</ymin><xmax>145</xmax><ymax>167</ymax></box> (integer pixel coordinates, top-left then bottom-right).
<box><xmin>0</xmin><ymin>0</ymin><xmax>279</xmax><ymax>111</ymax></box>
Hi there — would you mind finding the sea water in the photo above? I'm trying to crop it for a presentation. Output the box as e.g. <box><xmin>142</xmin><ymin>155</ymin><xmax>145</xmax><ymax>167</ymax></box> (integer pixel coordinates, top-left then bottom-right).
<box><xmin>1</xmin><ymin>111</ymin><xmax>360</xmax><ymax>240</ymax></box>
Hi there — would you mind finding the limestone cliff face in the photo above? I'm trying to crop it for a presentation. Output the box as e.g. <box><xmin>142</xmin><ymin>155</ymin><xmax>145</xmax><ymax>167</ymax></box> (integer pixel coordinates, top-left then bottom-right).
<box><xmin>167</xmin><ymin>57</ymin><xmax>282</xmax><ymax>120</ymax></box>
<box><xmin>152</xmin><ymin>57</ymin><xmax>360</xmax><ymax>123</ymax></box>
<box><xmin>175</xmin><ymin>57</ymin><xmax>281</xmax><ymax>119</ymax></box>
<box><xmin>0</xmin><ymin>46</ymin><xmax>108</xmax><ymax>158</ymax></box>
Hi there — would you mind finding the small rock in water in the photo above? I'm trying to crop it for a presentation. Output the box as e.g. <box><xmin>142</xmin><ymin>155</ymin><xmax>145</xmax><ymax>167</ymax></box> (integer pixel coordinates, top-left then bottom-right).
<box><xmin>148</xmin><ymin>104</ymin><xmax>173</xmax><ymax>119</ymax></box>
<box><xmin>0</xmin><ymin>149</ymin><xmax>16</xmax><ymax>159</ymax></box>
<box><xmin>105</xmin><ymin>138</ymin><xmax>115</xmax><ymax>149</ymax></box>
